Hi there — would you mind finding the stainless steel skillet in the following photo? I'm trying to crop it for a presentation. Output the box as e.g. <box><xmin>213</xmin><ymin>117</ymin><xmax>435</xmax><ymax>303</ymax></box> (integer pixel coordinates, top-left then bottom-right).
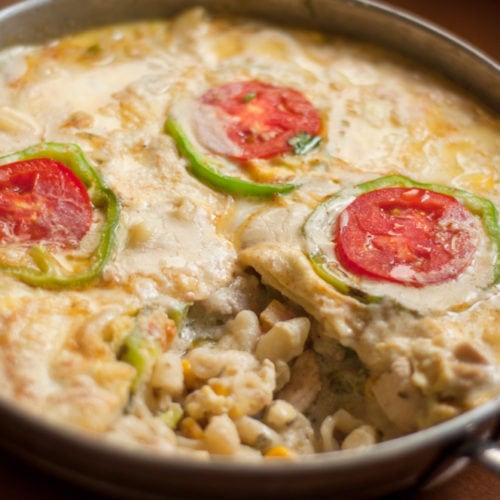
<box><xmin>0</xmin><ymin>1</ymin><xmax>498</xmax><ymax>498</ymax></box>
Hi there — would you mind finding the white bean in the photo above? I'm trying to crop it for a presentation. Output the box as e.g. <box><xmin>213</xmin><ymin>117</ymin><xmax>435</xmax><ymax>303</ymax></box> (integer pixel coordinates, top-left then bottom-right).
<box><xmin>263</xmin><ymin>400</ymin><xmax>297</xmax><ymax>430</ymax></box>
<box><xmin>235</xmin><ymin>416</ymin><xmax>282</xmax><ymax>451</ymax></box>
<box><xmin>255</xmin><ymin>317</ymin><xmax>310</xmax><ymax>362</ymax></box>
<box><xmin>151</xmin><ymin>352</ymin><xmax>184</xmax><ymax>397</ymax></box>
<box><xmin>341</xmin><ymin>425</ymin><xmax>377</xmax><ymax>450</ymax></box>
<box><xmin>220</xmin><ymin>310</ymin><xmax>261</xmax><ymax>352</ymax></box>
<box><xmin>204</xmin><ymin>414</ymin><xmax>240</xmax><ymax>455</ymax></box>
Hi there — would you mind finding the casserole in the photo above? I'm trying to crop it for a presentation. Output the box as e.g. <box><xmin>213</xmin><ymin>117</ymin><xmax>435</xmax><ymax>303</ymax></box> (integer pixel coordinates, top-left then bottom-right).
<box><xmin>0</xmin><ymin>0</ymin><xmax>495</xmax><ymax>498</ymax></box>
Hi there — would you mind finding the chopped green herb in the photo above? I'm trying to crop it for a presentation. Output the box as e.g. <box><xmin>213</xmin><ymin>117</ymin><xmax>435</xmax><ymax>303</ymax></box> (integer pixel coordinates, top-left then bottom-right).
<box><xmin>85</xmin><ymin>44</ymin><xmax>102</xmax><ymax>56</ymax></box>
<box><xmin>167</xmin><ymin>303</ymin><xmax>191</xmax><ymax>329</ymax></box>
<box><xmin>161</xmin><ymin>403</ymin><xmax>184</xmax><ymax>429</ymax></box>
<box><xmin>242</xmin><ymin>92</ymin><xmax>257</xmax><ymax>103</ymax></box>
<box><xmin>119</xmin><ymin>309</ymin><xmax>167</xmax><ymax>392</ymax></box>
<box><xmin>288</xmin><ymin>132</ymin><xmax>321</xmax><ymax>155</ymax></box>
<box><xmin>328</xmin><ymin>367</ymin><xmax>369</xmax><ymax>395</ymax></box>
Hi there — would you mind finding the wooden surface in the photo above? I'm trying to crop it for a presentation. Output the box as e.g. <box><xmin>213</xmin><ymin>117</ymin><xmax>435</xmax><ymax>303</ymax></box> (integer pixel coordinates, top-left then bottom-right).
<box><xmin>0</xmin><ymin>0</ymin><xmax>499</xmax><ymax>498</ymax></box>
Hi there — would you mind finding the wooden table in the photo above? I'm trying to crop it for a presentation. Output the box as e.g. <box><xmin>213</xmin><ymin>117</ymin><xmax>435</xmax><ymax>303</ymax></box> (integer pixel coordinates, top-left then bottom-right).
<box><xmin>0</xmin><ymin>0</ymin><xmax>499</xmax><ymax>498</ymax></box>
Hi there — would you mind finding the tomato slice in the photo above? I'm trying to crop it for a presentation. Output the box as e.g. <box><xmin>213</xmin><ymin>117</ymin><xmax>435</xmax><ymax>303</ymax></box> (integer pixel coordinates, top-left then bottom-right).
<box><xmin>197</xmin><ymin>80</ymin><xmax>321</xmax><ymax>160</ymax></box>
<box><xmin>0</xmin><ymin>158</ymin><xmax>92</xmax><ymax>247</ymax></box>
<box><xmin>334</xmin><ymin>187</ymin><xmax>478</xmax><ymax>286</ymax></box>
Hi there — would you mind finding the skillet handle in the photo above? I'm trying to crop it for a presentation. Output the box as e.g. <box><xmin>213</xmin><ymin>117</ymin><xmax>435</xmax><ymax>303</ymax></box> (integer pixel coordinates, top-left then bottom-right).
<box><xmin>469</xmin><ymin>440</ymin><xmax>500</xmax><ymax>475</ymax></box>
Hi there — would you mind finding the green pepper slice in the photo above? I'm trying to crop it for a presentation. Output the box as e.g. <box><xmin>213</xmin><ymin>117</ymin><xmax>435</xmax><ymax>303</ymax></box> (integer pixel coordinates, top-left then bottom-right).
<box><xmin>0</xmin><ymin>142</ymin><xmax>120</xmax><ymax>288</ymax></box>
<box><xmin>119</xmin><ymin>306</ymin><xmax>184</xmax><ymax>393</ymax></box>
<box><xmin>119</xmin><ymin>328</ymin><xmax>161</xmax><ymax>393</ymax></box>
<box><xmin>164</xmin><ymin>116</ymin><xmax>296</xmax><ymax>197</ymax></box>
<box><xmin>304</xmin><ymin>174</ymin><xmax>500</xmax><ymax>303</ymax></box>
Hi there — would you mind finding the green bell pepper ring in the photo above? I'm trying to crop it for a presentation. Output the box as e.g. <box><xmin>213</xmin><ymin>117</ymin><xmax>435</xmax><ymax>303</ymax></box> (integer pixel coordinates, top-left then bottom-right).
<box><xmin>0</xmin><ymin>142</ymin><xmax>120</xmax><ymax>288</ymax></box>
<box><xmin>304</xmin><ymin>174</ymin><xmax>500</xmax><ymax>302</ymax></box>
<box><xmin>164</xmin><ymin>116</ymin><xmax>297</xmax><ymax>198</ymax></box>
<box><xmin>119</xmin><ymin>328</ymin><xmax>161</xmax><ymax>393</ymax></box>
<box><xmin>119</xmin><ymin>306</ymin><xmax>186</xmax><ymax>393</ymax></box>
<box><xmin>308</xmin><ymin>254</ymin><xmax>382</xmax><ymax>304</ymax></box>
<box><xmin>288</xmin><ymin>132</ymin><xmax>322</xmax><ymax>155</ymax></box>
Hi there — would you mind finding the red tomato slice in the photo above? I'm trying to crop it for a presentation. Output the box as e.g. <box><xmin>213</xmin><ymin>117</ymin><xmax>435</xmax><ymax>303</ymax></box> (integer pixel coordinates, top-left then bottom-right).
<box><xmin>334</xmin><ymin>187</ymin><xmax>478</xmax><ymax>286</ymax></box>
<box><xmin>198</xmin><ymin>80</ymin><xmax>321</xmax><ymax>160</ymax></box>
<box><xmin>0</xmin><ymin>158</ymin><xmax>92</xmax><ymax>247</ymax></box>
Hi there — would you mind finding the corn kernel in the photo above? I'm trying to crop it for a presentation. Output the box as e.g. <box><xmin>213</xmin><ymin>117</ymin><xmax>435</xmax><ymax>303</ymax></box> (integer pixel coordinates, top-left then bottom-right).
<box><xmin>209</xmin><ymin>381</ymin><xmax>231</xmax><ymax>397</ymax></box>
<box><xmin>127</xmin><ymin>221</ymin><xmax>153</xmax><ymax>248</ymax></box>
<box><xmin>182</xmin><ymin>359</ymin><xmax>199</xmax><ymax>389</ymax></box>
<box><xmin>264</xmin><ymin>445</ymin><xmax>295</xmax><ymax>459</ymax></box>
<box><xmin>179</xmin><ymin>417</ymin><xmax>204</xmax><ymax>440</ymax></box>
<box><xmin>228</xmin><ymin>405</ymin><xmax>245</xmax><ymax>420</ymax></box>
